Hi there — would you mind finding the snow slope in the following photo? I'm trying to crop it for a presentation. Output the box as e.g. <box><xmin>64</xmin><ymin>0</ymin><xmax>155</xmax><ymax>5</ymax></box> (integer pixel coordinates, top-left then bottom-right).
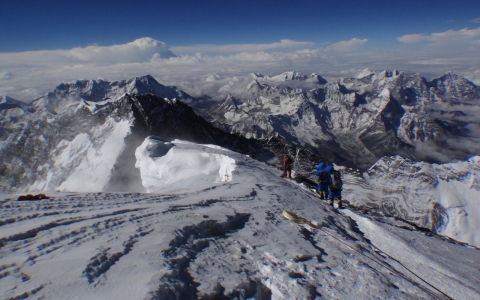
<box><xmin>1</xmin><ymin>139</ymin><xmax>479</xmax><ymax>299</ymax></box>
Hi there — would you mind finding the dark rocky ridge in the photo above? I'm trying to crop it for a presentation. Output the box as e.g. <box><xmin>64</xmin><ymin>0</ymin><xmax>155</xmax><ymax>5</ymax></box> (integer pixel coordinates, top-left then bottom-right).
<box><xmin>0</xmin><ymin>91</ymin><xmax>325</xmax><ymax>192</ymax></box>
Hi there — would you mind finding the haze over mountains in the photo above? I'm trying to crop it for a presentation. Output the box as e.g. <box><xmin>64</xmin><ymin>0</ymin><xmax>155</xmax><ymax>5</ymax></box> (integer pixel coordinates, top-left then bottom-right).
<box><xmin>194</xmin><ymin>69</ymin><xmax>480</xmax><ymax>169</ymax></box>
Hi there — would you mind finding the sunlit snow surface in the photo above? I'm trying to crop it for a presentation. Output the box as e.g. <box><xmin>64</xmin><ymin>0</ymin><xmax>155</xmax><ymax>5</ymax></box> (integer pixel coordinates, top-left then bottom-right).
<box><xmin>1</xmin><ymin>140</ymin><xmax>479</xmax><ymax>299</ymax></box>
<box><xmin>29</xmin><ymin>117</ymin><xmax>132</xmax><ymax>192</ymax></box>
<box><xmin>135</xmin><ymin>138</ymin><xmax>235</xmax><ymax>193</ymax></box>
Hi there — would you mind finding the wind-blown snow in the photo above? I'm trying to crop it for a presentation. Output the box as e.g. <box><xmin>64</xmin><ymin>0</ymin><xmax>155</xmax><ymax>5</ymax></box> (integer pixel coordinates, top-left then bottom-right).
<box><xmin>343</xmin><ymin>209</ymin><xmax>480</xmax><ymax>300</ymax></box>
<box><xmin>1</xmin><ymin>139</ymin><xmax>479</xmax><ymax>299</ymax></box>
<box><xmin>135</xmin><ymin>137</ymin><xmax>236</xmax><ymax>193</ymax></box>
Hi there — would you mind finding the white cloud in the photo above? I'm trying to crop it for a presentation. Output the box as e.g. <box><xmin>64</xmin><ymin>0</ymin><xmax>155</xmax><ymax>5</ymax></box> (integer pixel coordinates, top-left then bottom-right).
<box><xmin>0</xmin><ymin>37</ymin><xmax>174</xmax><ymax>69</ymax></box>
<box><xmin>1</xmin><ymin>37</ymin><xmax>479</xmax><ymax>101</ymax></box>
<box><xmin>397</xmin><ymin>27</ymin><xmax>480</xmax><ymax>46</ymax></box>
<box><xmin>397</xmin><ymin>34</ymin><xmax>428</xmax><ymax>44</ymax></box>
<box><xmin>0</xmin><ymin>71</ymin><xmax>13</xmax><ymax>80</ymax></box>
<box><xmin>325</xmin><ymin>38</ymin><xmax>368</xmax><ymax>51</ymax></box>
<box><xmin>471</xmin><ymin>18</ymin><xmax>480</xmax><ymax>24</ymax></box>
<box><xmin>170</xmin><ymin>39</ymin><xmax>314</xmax><ymax>55</ymax></box>
<box><xmin>67</xmin><ymin>37</ymin><xmax>175</xmax><ymax>64</ymax></box>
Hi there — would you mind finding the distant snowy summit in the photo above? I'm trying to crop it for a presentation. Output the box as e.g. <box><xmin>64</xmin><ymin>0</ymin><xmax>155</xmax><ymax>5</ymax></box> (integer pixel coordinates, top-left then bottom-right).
<box><xmin>29</xmin><ymin>74</ymin><xmax>187</xmax><ymax>114</ymax></box>
<box><xmin>196</xmin><ymin>69</ymin><xmax>480</xmax><ymax>169</ymax></box>
<box><xmin>251</xmin><ymin>71</ymin><xmax>327</xmax><ymax>84</ymax></box>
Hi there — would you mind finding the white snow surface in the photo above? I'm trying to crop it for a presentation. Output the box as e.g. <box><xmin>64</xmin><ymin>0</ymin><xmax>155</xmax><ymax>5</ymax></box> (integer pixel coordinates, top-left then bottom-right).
<box><xmin>1</xmin><ymin>139</ymin><xmax>479</xmax><ymax>299</ymax></box>
<box><xmin>30</xmin><ymin>117</ymin><xmax>132</xmax><ymax>192</ymax></box>
<box><xmin>135</xmin><ymin>138</ymin><xmax>236</xmax><ymax>193</ymax></box>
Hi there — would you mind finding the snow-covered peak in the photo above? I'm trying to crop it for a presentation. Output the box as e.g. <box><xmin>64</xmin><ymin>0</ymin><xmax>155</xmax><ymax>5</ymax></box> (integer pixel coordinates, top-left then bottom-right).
<box><xmin>219</xmin><ymin>94</ymin><xmax>242</xmax><ymax>111</ymax></box>
<box><xmin>0</xmin><ymin>95</ymin><xmax>28</xmax><ymax>108</ymax></box>
<box><xmin>308</xmin><ymin>73</ymin><xmax>328</xmax><ymax>84</ymax></box>
<box><xmin>30</xmin><ymin>75</ymin><xmax>186</xmax><ymax>114</ymax></box>
<box><xmin>250</xmin><ymin>72</ymin><xmax>265</xmax><ymax>79</ymax></box>
<box><xmin>205</xmin><ymin>74</ymin><xmax>223</xmax><ymax>82</ymax></box>
<box><xmin>356</xmin><ymin>68</ymin><xmax>375</xmax><ymax>79</ymax></box>
<box><xmin>126</xmin><ymin>74</ymin><xmax>180</xmax><ymax>99</ymax></box>
<box><xmin>267</xmin><ymin>71</ymin><xmax>308</xmax><ymax>81</ymax></box>
<box><xmin>245</xmin><ymin>79</ymin><xmax>274</xmax><ymax>96</ymax></box>
<box><xmin>430</xmin><ymin>72</ymin><xmax>480</xmax><ymax>102</ymax></box>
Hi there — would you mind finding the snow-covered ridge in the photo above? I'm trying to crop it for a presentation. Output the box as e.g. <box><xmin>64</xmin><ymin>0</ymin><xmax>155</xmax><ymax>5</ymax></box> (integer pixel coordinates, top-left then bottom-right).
<box><xmin>365</xmin><ymin>155</ymin><xmax>480</xmax><ymax>247</ymax></box>
<box><xmin>264</xmin><ymin>71</ymin><xmax>327</xmax><ymax>84</ymax></box>
<box><xmin>30</xmin><ymin>74</ymin><xmax>187</xmax><ymax>114</ymax></box>
<box><xmin>1</xmin><ymin>139</ymin><xmax>479</xmax><ymax>299</ymax></box>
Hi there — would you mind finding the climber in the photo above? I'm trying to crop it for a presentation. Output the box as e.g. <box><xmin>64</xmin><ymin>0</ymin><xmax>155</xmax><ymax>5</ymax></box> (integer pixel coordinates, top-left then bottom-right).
<box><xmin>328</xmin><ymin>169</ymin><xmax>343</xmax><ymax>209</ymax></box>
<box><xmin>281</xmin><ymin>154</ymin><xmax>294</xmax><ymax>178</ymax></box>
<box><xmin>315</xmin><ymin>163</ymin><xmax>331</xmax><ymax>199</ymax></box>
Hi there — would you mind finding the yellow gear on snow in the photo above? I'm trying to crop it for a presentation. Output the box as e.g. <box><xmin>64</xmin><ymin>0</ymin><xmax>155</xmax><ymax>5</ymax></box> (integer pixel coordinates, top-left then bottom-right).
<box><xmin>281</xmin><ymin>210</ymin><xmax>321</xmax><ymax>229</ymax></box>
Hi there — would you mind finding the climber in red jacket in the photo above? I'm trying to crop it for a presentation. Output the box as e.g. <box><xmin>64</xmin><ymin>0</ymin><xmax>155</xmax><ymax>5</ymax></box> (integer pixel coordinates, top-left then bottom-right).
<box><xmin>281</xmin><ymin>154</ymin><xmax>294</xmax><ymax>178</ymax></box>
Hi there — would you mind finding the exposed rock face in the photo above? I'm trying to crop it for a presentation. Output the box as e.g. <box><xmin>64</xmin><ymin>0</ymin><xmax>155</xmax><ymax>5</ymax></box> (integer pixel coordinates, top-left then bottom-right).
<box><xmin>192</xmin><ymin>70</ymin><xmax>480</xmax><ymax>169</ymax></box>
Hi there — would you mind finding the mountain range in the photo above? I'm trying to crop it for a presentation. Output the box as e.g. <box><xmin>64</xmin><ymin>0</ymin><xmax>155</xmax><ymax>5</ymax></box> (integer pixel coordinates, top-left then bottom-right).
<box><xmin>1</xmin><ymin>71</ymin><xmax>479</xmax><ymax>246</ymax></box>
<box><xmin>193</xmin><ymin>70</ymin><xmax>480</xmax><ymax>169</ymax></box>
<box><xmin>0</xmin><ymin>75</ymin><xmax>321</xmax><ymax>193</ymax></box>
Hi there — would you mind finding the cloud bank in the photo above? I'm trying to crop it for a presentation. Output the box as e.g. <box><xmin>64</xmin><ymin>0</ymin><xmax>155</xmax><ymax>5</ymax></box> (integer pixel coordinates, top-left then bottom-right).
<box><xmin>1</xmin><ymin>29</ymin><xmax>479</xmax><ymax>101</ymax></box>
<box><xmin>171</xmin><ymin>39</ymin><xmax>314</xmax><ymax>55</ymax></box>
<box><xmin>397</xmin><ymin>27</ymin><xmax>480</xmax><ymax>46</ymax></box>
<box><xmin>325</xmin><ymin>38</ymin><xmax>368</xmax><ymax>51</ymax></box>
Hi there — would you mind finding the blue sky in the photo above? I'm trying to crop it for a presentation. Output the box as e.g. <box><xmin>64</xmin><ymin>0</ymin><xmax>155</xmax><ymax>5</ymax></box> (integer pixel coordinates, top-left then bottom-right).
<box><xmin>1</xmin><ymin>0</ymin><xmax>479</xmax><ymax>52</ymax></box>
<box><xmin>1</xmin><ymin>0</ymin><xmax>480</xmax><ymax>100</ymax></box>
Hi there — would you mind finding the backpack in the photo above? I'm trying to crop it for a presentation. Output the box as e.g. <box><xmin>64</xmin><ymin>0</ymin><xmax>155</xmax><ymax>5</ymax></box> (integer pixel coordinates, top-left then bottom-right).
<box><xmin>318</xmin><ymin>170</ymin><xmax>329</xmax><ymax>184</ymax></box>
<box><xmin>282</xmin><ymin>155</ymin><xmax>293</xmax><ymax>166</ymax></box>
<box><xmin>330</xmin><ymin>170</ymin><xmax>343</xmax><ymax>190</ymax></box>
